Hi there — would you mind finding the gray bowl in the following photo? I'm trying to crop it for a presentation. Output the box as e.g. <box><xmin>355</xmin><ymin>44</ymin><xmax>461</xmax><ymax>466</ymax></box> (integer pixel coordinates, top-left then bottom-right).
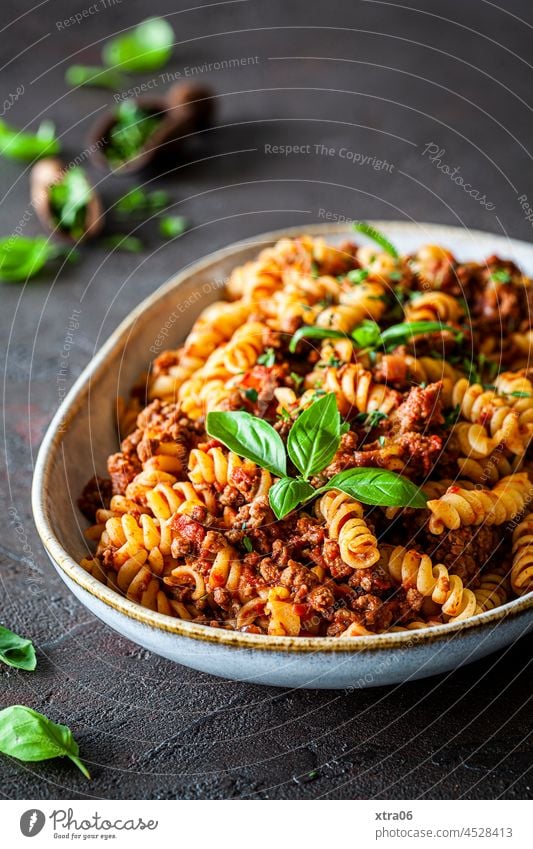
<box><xmin>32</xmin><ymin>222</ymin><xmax>533</xmax><ymax>688</ymax></box>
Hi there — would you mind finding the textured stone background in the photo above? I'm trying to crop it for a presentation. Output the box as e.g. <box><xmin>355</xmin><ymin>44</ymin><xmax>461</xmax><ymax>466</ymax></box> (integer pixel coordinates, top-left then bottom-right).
<box><xmin>1</xmin><ymin>0</ymin><xmax>532</xmax><ymax>799</ymax></box>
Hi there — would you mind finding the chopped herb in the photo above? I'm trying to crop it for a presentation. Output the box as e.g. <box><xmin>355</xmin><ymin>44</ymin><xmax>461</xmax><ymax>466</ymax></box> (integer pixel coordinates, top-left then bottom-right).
<box><xmin>317</xmin><ymin>295</ymin><xmax>334</xmax><ymax>308</ymax></box>
<box><xmin>346</xmin><ymin>268</ymin><xmax>369</xmax><ymax>285</ymax></box>
<box><xmin>258</xmin><ymin>348</ymin><xmax>276</xmax><ymax>367</ymax></box>
<box><xmin>378</xmin><ymin>435</ymin><xmax>386</xmax><ymax>446</ymax></box>
<box><xmin>49</xmin><ymin>167</ymin><xmax>92</xmax><ymax>238</ymax></box>
<box><xmin>103</xmin><ymin>234</ymin><xmax>143</xmax><ymax>253</ymax></box>
<box><xmin>106</xmin><ymin>101</ymin><xmax>162</xmax><ymax>166</ymax></box>
<box><xmin>65</xmin><ymin>65</ymin><xmax>126</xmax><ymax>90</ymax></box>
<box><xmin>244</xmin><ymin>388</ymin><xmax>258</xmax><ymax>403</ymax></box>
<box><xmin>327</xmin><ymin>356</ymin><xmax>342</xmax><ymax>367</ymax></box>
<box><xmin>277</xmin><ymin>407</ymin><xmax>291</xmax><ymax>421</ymax></box>
<box><xmin>159</xmin><ymin>216</ymin><xmax>188</xmax><ymax>239</ymax></box>
<box><xmin>116</xmin><ymin>187</ymin><xmax>170</xmax><ymax>217</ymax></box>
<box><xmin>310</xmin><ymin>261</ymin><xmax>320</xmax><ymax>278</ymax></box>
<box><xmin>490</xmin><ymin>269</ymin><xmax>511</xmax><ymax>284</ymax></box>
<box><xmin>388</xmin><ymin>270</ymin><xmax>403</xmax><ymax>281</ymax></box>
<box><xmin>243</xmin><ymin>535</ymin><xmax>253</xmax><ymax>552</ymax></box>
<box><xmin>290</xmin><ymin>371</ymin><xmax>304</xmax><ymax>387</ymax></box>
<box><xmin>509</xmin><ymin>391</ymin><xmax>532</xmax><ymax>398</ymax></box>
<box><xmin>355</xmin><ymin>410</ymin><xmax>388</xmax><ymax>429</ymax></box>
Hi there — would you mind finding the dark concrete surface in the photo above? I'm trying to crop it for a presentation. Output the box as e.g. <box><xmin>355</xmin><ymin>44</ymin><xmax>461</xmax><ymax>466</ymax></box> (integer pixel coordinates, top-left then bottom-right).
<box><xmin>1</xmin><ymin>0</ymin><xmax>532</xmax><ymax>799</ymax></box>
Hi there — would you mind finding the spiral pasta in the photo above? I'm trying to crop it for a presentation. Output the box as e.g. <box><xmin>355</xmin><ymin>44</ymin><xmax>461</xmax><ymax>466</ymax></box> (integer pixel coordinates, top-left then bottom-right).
<box><xmin>426</xmin><ymin>473</ymin><xmax>532</xmax><ymax>535</ymax></box>
<box><xmin>385</xmin><ymin>545</ymin><xmax>477</xmax><ymax>621</ymax></box>
<box><xmin>511</xmin><ymin>513</ymin><xmax>533</xmax><ymax>596</ymax></box>
<box><xmin>316</xmin><ymin>491</ymin><xmax>380</xmax><ymax>569</ymax></box>
<box><xmin>80</xmin><ymin>233</ymin><xmax>533</xmax><ymax>638</ymax></box>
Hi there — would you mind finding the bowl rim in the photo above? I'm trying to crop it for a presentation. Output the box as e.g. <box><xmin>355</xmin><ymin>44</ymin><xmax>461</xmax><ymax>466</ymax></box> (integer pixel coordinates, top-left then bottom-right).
<box><xmin>31</xmin><ymin>220</ymin><xmax>533</xmax><ymax>654</ymax></box>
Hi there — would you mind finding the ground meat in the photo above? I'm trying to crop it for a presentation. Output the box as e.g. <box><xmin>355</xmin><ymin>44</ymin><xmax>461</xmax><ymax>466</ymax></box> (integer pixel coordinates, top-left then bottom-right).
<box><xmin>259</xmin><ymin>557</ymin><xmax>282</xmax><ymax>583</ymax></box>
<box><xmin>170</xmin><ymin>512</ymin><xmax>207</xmax><ymax>557</ymax></box>
<box><xmin>307</xmin><ymin>584</ymin><xmax>335</xmax><ymax>613</ymax></box>
<box><xmin>326</xmin><ymin>608</ymin><xmax>359</xmax><ymax>637</ymax></box>
<box><xmin>136</xmin><ymin>400</ymin><xmax>202</xmax><ymax>445</ymax></box>
<box><xmin>418</xmin><ymin>523</ymin><xmax>501</xmax><ymax>584</ymax></box>
<box><xmin>392</xmin><ymin>382</ymin><xmax>444</xmax><ymax>433</ymax></box>
<box><xmin>77</xmin><ymin>475</ymin><xmax>112</xmax><ymax>521</ymax></box>
<box><xmin>396</xmin><ymin>432</ymin><xmax>444</xmax><ymax>477</ymax></box>
<box><xmin>280</xmin><ymin>561</ymin><xmax>320</xmax><ymax>594</ymax></box>
<box><xmin>322</xmin><ymin>539</ymin><xmax>353</xmax><ymax>579</ymax></box>
<box><xmin>212</xmin><ymin>587</ymin><xmax>232</xmax><ymax>610</ymax></box>
<box><xmin>107</xmin><ymin>451</ymin><xmax>142</xmax><ymax>495</ymax></box>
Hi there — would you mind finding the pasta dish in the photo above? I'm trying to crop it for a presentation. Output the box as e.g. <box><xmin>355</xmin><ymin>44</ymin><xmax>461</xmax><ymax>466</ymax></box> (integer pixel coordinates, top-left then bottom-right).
<box><xmin>79</xmin><ymin>227</ymin><xmax>533</xmax><ymax>638</ymax></box>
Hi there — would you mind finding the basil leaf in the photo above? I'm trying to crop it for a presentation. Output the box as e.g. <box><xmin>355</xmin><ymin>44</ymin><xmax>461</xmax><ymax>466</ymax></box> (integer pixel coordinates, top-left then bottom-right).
<box><xmin>269</xmin><ymin>477</ymin><xmax>314</xmax><ymax>520</ymax></box>
<box><xmin>352</xmin><ymin>221</ymin><xmax>399</xmax><ymax>258</ymax></box>
<box><xmin>288</xmin><ymin>393</ymin><xmax>340</xmax><ymax>478</ymax></box>
<box><xmin>206</xmin><ymin>411</ymin><xmax>286</xmax><ymax>478</ymax></box>
<box><xmin>325</xmin><ymin>467</ymin><xmax>427</xmax><ymax>508</ymax></box>
<box><xmin>0</xmin><ymin>119</ymin><xmax>60</xmax><ymax>161</ymax></box>
<box><xmin>159</xmin><ymin>216</ymin><xmax>188</xmax><ymax>239</ymax></box>
<box><xmin>380</xmin><ymin>321</ymin><xmax>456</xmax><ymax>350</ymax></box>
<box><xmin>0</xmin><ymin>237</ymin><xmax>70</xmax><ymax>282</ymax></box>
<box><xmin>0</xmin><ymin>705</ymin><xmax>90</xmax><ymax>778</ymax></box>
<box><xmin>351</xmin><ymin>319</ymin><xmax>381</xmax><ymax>348</ymax></box>
<box><xmin>289</xmin><ymin>326</ymin><xmax>347</xmax><ymax>352</ymax></box>
<box><xmin>65</xmin><ymin>65</ymin><xmax>126</xmax><ymax>90</ymax></box>
<box><xmin>103</xmin><ymin>17</ymin><xmax>174</xmax><ymax>72</ymax></box>
<box><xmin>0</xmin><ymin>626</ymin><xmax>36</xmax><ymax>671</ymax></box>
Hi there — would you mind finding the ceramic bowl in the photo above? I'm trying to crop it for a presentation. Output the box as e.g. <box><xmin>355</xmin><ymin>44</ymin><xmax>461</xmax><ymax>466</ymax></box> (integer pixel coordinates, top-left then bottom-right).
<box><xmin>32</xmin><ymin>222</ymin><xmax>533</xmax><ymax>688</ymax></box>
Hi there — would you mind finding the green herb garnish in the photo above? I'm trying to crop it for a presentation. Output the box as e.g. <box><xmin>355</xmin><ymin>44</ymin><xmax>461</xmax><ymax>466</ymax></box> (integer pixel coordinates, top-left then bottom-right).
<box><xmin>207</xmin><ymin>394</ymin><xmax>426</xmax><ymax>519</ymax></box>
<box><xmin>0</xmin><ymin>705</ymin><xmax>90</xmax><ymax>778</ymax></box>
<box><xmin>355</xmin><ymin>410</ymin><xmax>388</xmax><ymax>429</ymax></box>
<box><xmin>353</xmin><ymin>221</ymin><xmax>399</xmax><ymax>258</ymax></box>
<box><xmin>116</xmin><ymin>187</ymin><xmax>170</xmax><ymax>217</ymax></box>
<box><xmin>0</xmin><ymin>237</ymin><xmax>74</xmax><ymax>282</ymax></box>
<box><xmin>289</xmin><ymin>320</ymin><xmax>458</xmax><ymax>354</ymax></box>
<box><xmin>490</xmin><ymin>269</ymin><xmax>511</xmax><ymax>284</ymax></box>
<box><xmin>244</xmin><ymin>388</ymin><xmax>259</xmax><ymax>403</ymax></box>
<box><xmin>258</xmin><ymin>348</ymin><xmax>276</xmax><ymax>367</ymax></box>
<box><xmin>65</xmin><ymin>65</ymin><xmax>126</xmax><ymax>90</ymax></box>
<box><xmin>444</xmin><ymin>404</ymin><xmax>461</xmax><ymax>427</ymax></box>
<box><xmin>0</xmin><ymin>119</ymin><xmax>59</xmax><ymax>162</ymax></box>
<box><xmin>103</xmin><ymin>235</ymin><xmax>143</xmax><ymax>253</ymax></box>
<box><xmin>243</xmin><ymin>536</ymin><xmax>253</xmax><ymax>553</ymax></box>
<box><xmin>49</xmin><ymin>168</ymin><xmax>92</xmax><ymax>238</ymax></box>
<box><xmin>0</xmin><ymin>626</ymin><xmax>36</xmax><ymax>671</ymax></box>
<box><xmin>159</xmin><ymin>216</ymin><xmax>188</xmax><ymax>239</ymax></box>
<box><xmin>346</xmin><ymin>268</ymin><xmax>369</xmax><ymax>285</ymax></box>
<box><xmin>103</xmin><ymin>17</ymin><xmax>174</xmax><ymax>72</ymax></box>
<box><xmin>106</xmin><ymin>101</ymin><xmax>162</xmax><ymax>166</ymax></box>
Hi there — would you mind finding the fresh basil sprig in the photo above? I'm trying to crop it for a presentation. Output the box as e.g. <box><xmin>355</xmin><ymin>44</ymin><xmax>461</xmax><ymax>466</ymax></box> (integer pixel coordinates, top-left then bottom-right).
<box><xmin>353</xmin><ymin>221</ymin><xmax>399</xmax><ymax>258</ymax></box>
<box><xmin>160</xmin><ymin>216</ymin><xmax>188</xmax><ymax>239</ymax></box>
<box><xmin>0</xmin><ymin>237</ymin><xmax>75</xmax><ymax>283</ymax></box>
<box><xmin>290</xmin><ymin>319</ymin><xmax>458</xmax><ymax>354</ymax></box>
<box><xmin>0</xmin><ymin>119</ymin><xmax>59</xmax><ymax>162</ymax></box>
<box><xmin>0</xmin><ymin>626</ymin><xmax>36</xmax><ymax>671</ymax></box>
<box><xmin>0</xmin><ymin>705</ymin><xmax>90</xmax><ymax>778</ymax></box>
<box><xmin>207</xmin><ymin>393</ymin><xmax>426</xmax><ymax>519</ymax></box>
<box><xmin>103</xmin><ymin>17</ymin><xmax>174</xmax><ymax>72</ymax></box>
<box><xmin>116</xmin><ymin>187</ymin><xmax>170</xmax><ymax>217</ymax></box>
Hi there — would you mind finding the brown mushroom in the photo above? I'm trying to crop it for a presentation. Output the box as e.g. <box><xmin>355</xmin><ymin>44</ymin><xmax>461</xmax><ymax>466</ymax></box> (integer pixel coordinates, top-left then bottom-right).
<box><xmin>88</xmin><ymin>82</ymin><xmax>215</xmax><ymax>175</ymax></box>
<box><xmin>30</xmin><ymin>157</ymin><xmax>104</xmax><ymax>242</ymax></box>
